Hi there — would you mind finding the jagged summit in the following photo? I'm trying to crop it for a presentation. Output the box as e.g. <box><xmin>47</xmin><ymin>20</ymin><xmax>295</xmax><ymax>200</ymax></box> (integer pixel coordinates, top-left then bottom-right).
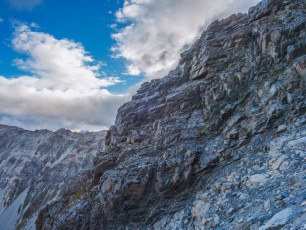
<box><xmin>0</xmin><ymin>124</ymin><xmax>24</xmax><ymax>130</ymax></box>
<box><xmin>0</xmin><ymin>0</ymin><xmax>305</xmax><ymax>229</ymax></box>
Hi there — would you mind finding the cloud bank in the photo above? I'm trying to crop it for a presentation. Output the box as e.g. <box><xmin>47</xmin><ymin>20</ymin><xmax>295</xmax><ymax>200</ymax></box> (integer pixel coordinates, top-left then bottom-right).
<box><xmin>112</xmin><ymin>0</ymin><xmax>261</xmax><ymax>78</ymax></box>
<box><xmin>0</xmin><ymin>24</ymin><xmax>128</xmax><ymax>131</ymax></box>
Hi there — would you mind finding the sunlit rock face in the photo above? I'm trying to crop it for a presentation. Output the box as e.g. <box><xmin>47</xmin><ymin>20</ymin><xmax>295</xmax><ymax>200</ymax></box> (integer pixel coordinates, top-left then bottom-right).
<box><xmin>1</xmin><ymin>0</ymin><xmax>305</xmax><ymax>229</ymax></box>
<box><xmin>0</xmin><ymin>125</ymin><xmax>106</xmax><ymax>230</ymax></box>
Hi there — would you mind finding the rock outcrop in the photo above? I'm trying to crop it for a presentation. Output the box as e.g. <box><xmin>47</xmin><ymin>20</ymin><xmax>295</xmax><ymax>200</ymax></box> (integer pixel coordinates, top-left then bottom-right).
<box><xmin>35</xmin><ymin>0</ymin><xmax>306</xmax><ymax>229</ymax></box>
<box><xmin>1</xmin><ymin>0</ymin><xmax>305</xmax><ymax>229</ymax></box>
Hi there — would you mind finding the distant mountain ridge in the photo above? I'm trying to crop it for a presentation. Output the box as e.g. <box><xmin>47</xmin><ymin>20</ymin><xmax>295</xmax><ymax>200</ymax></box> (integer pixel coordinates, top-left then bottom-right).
<box><xmin>0</xmin><ymin>125</ymin><xmax>106</xmax><ymax>229</ymax></box>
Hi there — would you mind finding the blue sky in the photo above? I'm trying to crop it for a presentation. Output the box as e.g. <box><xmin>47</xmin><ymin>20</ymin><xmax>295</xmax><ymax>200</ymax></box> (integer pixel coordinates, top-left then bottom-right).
<box><xmin>0</xmin><ymin>0</ymin><xmax>260</xmax><ymax>131</ymax></box>
<box><xmin>0</xmin><ymin>0</ymin><xmax>143</xmax><ymax>94</ymax></box>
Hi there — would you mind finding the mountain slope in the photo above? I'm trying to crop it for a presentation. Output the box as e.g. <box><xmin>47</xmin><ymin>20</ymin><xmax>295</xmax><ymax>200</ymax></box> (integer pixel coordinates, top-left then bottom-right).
<box><xmin>0</xmin><ymin>125</ymin><xmax>106</xmax><ymax>229</ymax></box>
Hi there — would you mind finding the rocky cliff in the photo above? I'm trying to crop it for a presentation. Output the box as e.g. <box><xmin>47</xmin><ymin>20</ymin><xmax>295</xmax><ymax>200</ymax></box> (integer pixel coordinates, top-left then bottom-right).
<box><xmin>0</xmin><ymin>125</ymin><xmax>106</xmax><ymax>229</ymax></box>
<box><xmin>1</xmin><ymin>0</ymin><xmax>306</xmax><ymax>229</ymax></box>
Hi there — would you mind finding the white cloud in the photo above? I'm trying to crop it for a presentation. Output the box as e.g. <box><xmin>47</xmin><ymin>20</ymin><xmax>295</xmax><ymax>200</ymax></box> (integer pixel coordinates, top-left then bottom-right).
<box><xmin>6</xmin><ymin>0</ymin><xmax>43</xmax><ymax>10</ymax></box>
<box><xmin>0</xmin><ymin>18</ymin><xmax>3</xmax><ymax>23</ymax></box>
<box><xmin>11</xmin><ymin>25</ymin><xmax>120</xmax><ymax>92</ymax></box>
<box><xmin>0</xmin><ymin>23</ymin><xmax>129</xmax><ymax>131</ymax></box>
<box><xmin>112</xmin><ymin>0</ymin><xmax>261</xmax><ymax>78</ymax></box>
<box><xmin>116</xmin><ymin>4</ymin><xmax>143</xmax><ymax>21</ymax></box>
<box><xmin>126</xmin><ymin>64</ymin><xmax>141</xmax><ymax>75</ymax></box>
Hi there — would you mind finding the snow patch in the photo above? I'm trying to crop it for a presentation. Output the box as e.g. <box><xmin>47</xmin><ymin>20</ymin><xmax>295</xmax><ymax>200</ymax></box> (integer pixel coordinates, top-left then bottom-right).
<box><xmin>0</xmin><ymin>188</ymin><xmax>29</xmax><ymax>230</ymax></box>
<box><xmin>0</xmin><ymin>189</ymin><xmax>6</xmax><ymax>214</ymax></box>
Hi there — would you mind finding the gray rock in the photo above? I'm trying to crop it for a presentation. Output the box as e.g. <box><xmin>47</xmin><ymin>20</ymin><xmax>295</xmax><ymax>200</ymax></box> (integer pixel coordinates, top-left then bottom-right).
<box><xmin>259</xmin><ymin>208</ymin><xmax>294</xmax><ymax>230</ymax></box>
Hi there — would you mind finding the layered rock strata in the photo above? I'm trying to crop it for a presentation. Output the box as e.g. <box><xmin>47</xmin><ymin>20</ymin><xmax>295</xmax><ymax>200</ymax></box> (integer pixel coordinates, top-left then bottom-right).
<box><xmin>37</xmin><ymin>0</ymin><xmax>306</xmax><ymax>229</ymax></box>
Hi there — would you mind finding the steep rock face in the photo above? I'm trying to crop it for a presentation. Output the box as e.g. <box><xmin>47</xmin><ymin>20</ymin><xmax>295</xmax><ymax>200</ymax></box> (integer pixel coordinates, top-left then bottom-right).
<box><xmin>21</xmin><ymin>0</ymin><xmax>306</xmax><ymax>229</ymax></box>
<box><xmin>0</xmin><ymin>125</ymin><xmax>106</xmax><ymax>230</ymax></box>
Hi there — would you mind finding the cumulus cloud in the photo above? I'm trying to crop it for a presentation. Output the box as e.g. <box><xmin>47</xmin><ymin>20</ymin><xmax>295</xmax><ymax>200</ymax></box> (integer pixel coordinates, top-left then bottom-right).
<box><xmin>112</xmin><ymin>0</ymin><xmax>261</xmax><ymax>78</ymax></box>
<box><xmin>0</xmin><ymin>23</ymin><xmax>128</xmax><ymax>131</ymax></box>
<box><xmin>6</xmin><ymin>0</ymin><xmax>43</xmax><ymax>10</ymax></box>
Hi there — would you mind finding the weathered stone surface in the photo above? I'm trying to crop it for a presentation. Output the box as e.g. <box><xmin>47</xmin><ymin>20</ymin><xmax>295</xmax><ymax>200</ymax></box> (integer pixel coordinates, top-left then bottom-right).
<box><xmin>249</xmin><ymin>174</ymin><xmax>268</xmax><ymax>185</ymax></box>
<box><xmin>259</xmin><ymin>208</ymin><xmax>294</xmax><ymax>230</ymax></box>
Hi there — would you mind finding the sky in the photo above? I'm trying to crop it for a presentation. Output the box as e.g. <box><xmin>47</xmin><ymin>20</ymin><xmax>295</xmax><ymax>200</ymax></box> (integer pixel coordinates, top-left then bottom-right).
<box><xmin>0</xmin><ymin>0</ymin><xmax>261</xmax><ymax>131</ymax></box>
